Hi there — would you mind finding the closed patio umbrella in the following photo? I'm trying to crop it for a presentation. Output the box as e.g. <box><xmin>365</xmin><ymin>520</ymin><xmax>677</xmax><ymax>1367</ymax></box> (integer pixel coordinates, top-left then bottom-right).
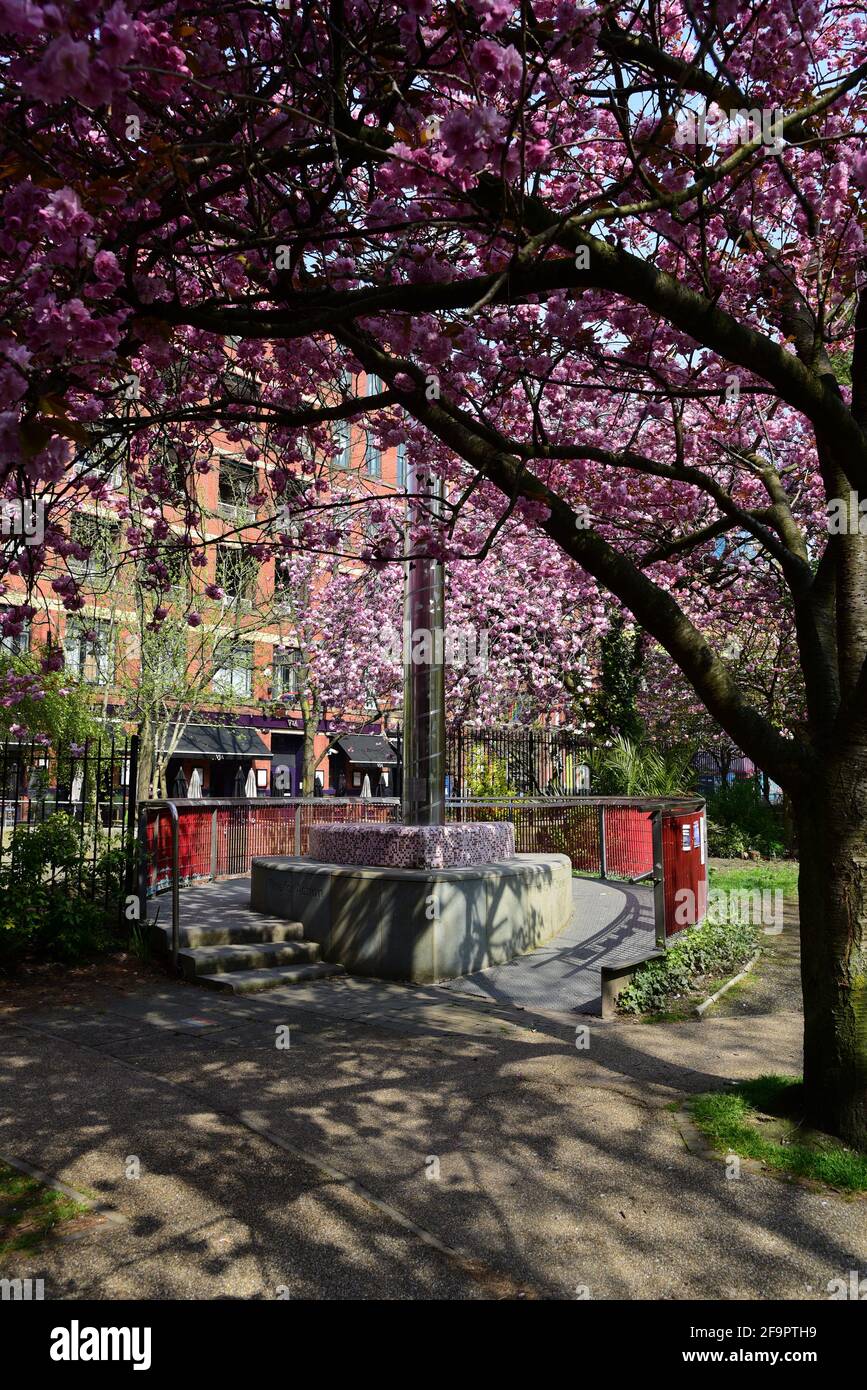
<box><xmin>360</xmin><ymin>773</ymin><xmax>372</xmax><ymax>799</ymax></box>
<box><xmin>188</xmin><ymin>767</ymin><xmax>203</xmax><ymax>798</ymax></box>
<box><xmin>233</xmin><ymin>765</ymin><xmax>246</xmax><ymax>797</ymax></box>
<box><xmin>172</xmin><ymin>767</ymin><xmax>188</xmax><ymax>797</ymax></box>
<box><xmin>245</xmin><ymin>768</ymin><xmax>258</xmax><ymax>798</ymax></box>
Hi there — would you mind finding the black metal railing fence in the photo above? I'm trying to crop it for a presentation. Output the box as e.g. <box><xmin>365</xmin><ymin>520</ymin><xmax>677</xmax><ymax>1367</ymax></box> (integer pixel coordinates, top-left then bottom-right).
<box><xmin>0</xmin><ymin>730</ymin><xmax>138</xmax><ymax>921</ymax></box>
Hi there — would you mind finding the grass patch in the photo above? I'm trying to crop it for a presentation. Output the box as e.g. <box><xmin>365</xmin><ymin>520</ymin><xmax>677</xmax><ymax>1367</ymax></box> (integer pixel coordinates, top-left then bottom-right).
<box><xmin>616</xmin><ymin>916</ymin><xmax>760</xmax><ymax>1015</ymax></box>
<box><xmin>0</xmin><ymin>1160</ymin><xmax>89</xmax><ymax>1257</ymax></box>
<box><xmin>689</xmin><ymin>1076</ymin><xmax>867</xmax><ymax>1190</ymax></box>
<box><xmin>708</xmin><ymin>861</ymin><xmax>799</xmax><ymax>896</ymax></box>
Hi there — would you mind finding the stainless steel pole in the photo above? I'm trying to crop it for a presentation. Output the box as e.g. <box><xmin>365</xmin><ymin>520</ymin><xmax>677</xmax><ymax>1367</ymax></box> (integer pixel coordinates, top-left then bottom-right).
<box><xmin>402</xmin><ymin>458</ymin><xmax>445</xmax><ymax>825</ymax></box>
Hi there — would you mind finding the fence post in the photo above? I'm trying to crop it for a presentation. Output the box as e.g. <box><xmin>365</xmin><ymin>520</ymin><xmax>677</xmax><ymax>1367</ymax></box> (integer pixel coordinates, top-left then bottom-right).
<box><xmin>294</xmin><ymin>803</ymin><xmax>302</xmax><ymax>856</ymax></box>
<box><xmin>137</xmin><ymin>805</ymin><xmax>148</xmax><ymax>924</ymax></box>
<box><xmin>123</xmin><ymin>734</ymin><xmax>139</xmax><ymax>911</ymax></box>
<box><xmin>597</xmin><ymin>803</ymin><xmax>607</xmax><ymax>879</ymax></box>
<box><xmin>210</xmin><ymin>808</ymin><xmax>218</xmax><ymax>881</ymax></box>
<box><xmin>651</xmin><ymin>808</ymin><xmax>667</xmax><ymax>949</ymax></box>
<box><xmin>137</xmin><ymin>802</ymin><xmax>179</xmax><ymax>968</ymax></box>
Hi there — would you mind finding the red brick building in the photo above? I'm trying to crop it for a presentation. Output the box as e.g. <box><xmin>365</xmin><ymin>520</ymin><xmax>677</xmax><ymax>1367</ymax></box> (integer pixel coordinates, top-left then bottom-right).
<box><xmin>1</xmin><ymin>373</ymin><xmax>404</xmax><ymax>799</ymax></box>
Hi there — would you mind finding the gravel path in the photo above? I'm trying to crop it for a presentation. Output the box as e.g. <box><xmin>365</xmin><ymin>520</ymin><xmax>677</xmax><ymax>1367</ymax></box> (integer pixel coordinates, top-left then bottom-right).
<box><xmin>710</xmin><ymin>897</ymin><xmax>803</xmax><ymax>1018</ymax></box>
<box><xmin>1</xmin><ymin>875</ymin><xmax>855</xmax><ymax>1303</ymax></box>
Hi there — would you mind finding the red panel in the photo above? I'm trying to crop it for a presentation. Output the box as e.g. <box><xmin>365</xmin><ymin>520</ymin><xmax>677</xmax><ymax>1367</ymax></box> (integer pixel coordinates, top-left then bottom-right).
<box><xmin>604</xmin><ymin>807</ymin><xmax>653</xmax><ymax>878</ymax></box>
<box><xmin>662</xmin><ymin>809</ymin><xmax>707</xmax><ymax>935</ymax></box>
<box><xmin>144</xmin><ymin>802</ymin><xmax>707</xmax><ymax>942</ymax></box>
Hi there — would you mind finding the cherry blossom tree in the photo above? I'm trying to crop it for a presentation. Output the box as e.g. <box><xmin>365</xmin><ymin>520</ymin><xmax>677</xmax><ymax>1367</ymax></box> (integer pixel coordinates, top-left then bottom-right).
<box><xmin>269</xmin><ymin>551</ymin><xmax>402</xmax><ymax>792</ymax></box>
<box><xmin>1</xmin><ymin>2</ymin><xmax>867</xmax><ymax>1141</ymax></box>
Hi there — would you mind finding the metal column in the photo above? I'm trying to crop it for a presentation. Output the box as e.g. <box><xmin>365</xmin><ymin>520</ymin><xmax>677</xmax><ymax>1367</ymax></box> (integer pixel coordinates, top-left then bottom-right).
<box><xmin>401</xmin><ymin>458</ymin><xmax>446</xmax><ymax>826</ymax></box>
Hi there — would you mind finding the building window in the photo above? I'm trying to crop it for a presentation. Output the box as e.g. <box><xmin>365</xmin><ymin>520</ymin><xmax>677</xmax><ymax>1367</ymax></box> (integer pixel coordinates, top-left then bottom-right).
<box><xmin>0</xmin><ymin>606</ymin><xmax>29</xmax><ymax>657</ymax></box>
<box><xmin>216</xmin><ymin>544</ymin><xmax>257</xmax><ymax>603</ymax></box>
<box><xmin>396</xmin><ymin>441</ymin><xmax>407</xmax><ymax>489</ymax></box>
<box><xmin>212</xmin><ymin>642</ymin><xmax>253</xmax><ymax>698</ymax></box>
<box><xmin>69</xmin><ymin>514</ymin><xmax>120</xmax><ymax>587</ymax></box>
<box><xmin>64</xmin><ymin>618</ymin><xmax>113</xmax><ymax>684</ymax></box>
<box><xmin>333</xmin><ymin>419</ymin><xmax>351</xmax><ymax>470</ymax></box>
<box><xmin>274</xmin><ymin>648</ymin><xmax>302</xmax><ymax>699</ymax></box>
<box><xmin>273</xmin><ymin>560</ymin><xmax>292</xmax><ymax>612</ymax></box>
<box><xmin>74</xmin><ymin>436</ymin><xmax>124</xmax><ymax>489</ymax></box>
<box><xmin>364</xmin><ymin>435</ymin><xmax>381</xmax><ymax>478</ymax></box>
<box><xmin>364</xmin><ymin>374</ymin><xmax>382</xmax><ymax>477</ymax></box>
<box><xmin>149</xmin><ymin>436</ymin><xmax>187</xmax><ymax>491</ymax></box>
<box><xmin>218</xmin><ymin>458</ymin><xmax>254</xmax><ymax>519</ymax></box>
<box><xmin>162</xmin><ymin>541</ymin><xmax>188</xmax><ymax>594</ymax></box>
<box><xmin>224</xmin><ymin>370</ymin><xmax>259</xmax><ymax>404</ymax></box>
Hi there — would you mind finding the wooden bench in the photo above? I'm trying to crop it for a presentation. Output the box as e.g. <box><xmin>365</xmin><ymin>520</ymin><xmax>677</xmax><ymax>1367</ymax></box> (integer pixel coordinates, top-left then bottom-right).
<box><xmin>600</xmin><ymin>949</ymin><xmax>665</xmax><ymax>1018</ymax></box>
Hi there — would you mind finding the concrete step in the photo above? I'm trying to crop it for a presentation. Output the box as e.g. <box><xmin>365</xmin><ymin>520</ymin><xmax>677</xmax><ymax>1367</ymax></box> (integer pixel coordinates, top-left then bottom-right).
<box><xmin>196</xmin><ymin>961</ymin><xmax>346</xmax><ymax>994</ymax></box>
<box><xmin>178</xmin><ymin>939</ymin><xmax>321</xmax><ymax>979</ymax></box>
<box><xmin>151</xmin><ymin>911</ymin><xmax>304</xmax><ymax>951</ymax></box>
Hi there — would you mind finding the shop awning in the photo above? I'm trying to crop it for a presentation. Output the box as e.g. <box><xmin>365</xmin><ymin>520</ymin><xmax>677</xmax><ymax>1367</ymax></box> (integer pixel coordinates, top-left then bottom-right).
<box><xmin>160</xmin><ymin>724</ymin><xmax>272</xmax><ymax>760</ymax></box>
<box><xmin>337</xmin><ymin>734</ymin><xmax>398</xmax><ymax>766</ymax></box>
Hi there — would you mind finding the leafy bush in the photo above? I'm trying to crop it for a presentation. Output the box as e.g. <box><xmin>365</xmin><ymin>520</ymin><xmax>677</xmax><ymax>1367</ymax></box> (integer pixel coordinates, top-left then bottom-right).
<box><xmin>706</xmin><ymin>818</ymin><xmax>747</xmax><ymax>857</ymax></box>
<box><xmin>706</xmin><ymin>778</ymin><xmax>786</xmax><ymax>857</ymax></box>
<box><xmin>616</xmin><ymin>917</ymin><xmax>760</xmax><ymax>1014</ymax></box>
<box><xmin>590</xmin><ymin>735</ymin><xmax>696</xmax><ymax>797</ymax></box>
<box><xmin>0</xmin><ymin>653</ymin><xmax>98</xmax><ymax>745</ymax></box>
<box><xmin>463</xmin><ymin>746</ymin><xmax>514</xmax><ymax>797</ymax></box>
<box><xmin>0</xmin><ymin>815</ymin><xmax>124</xmax><ymax>970</ymax></box>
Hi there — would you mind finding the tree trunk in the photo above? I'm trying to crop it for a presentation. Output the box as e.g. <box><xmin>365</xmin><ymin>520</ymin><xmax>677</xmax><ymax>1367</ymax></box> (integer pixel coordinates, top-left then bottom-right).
<box><xmin>299</xmin><ymin>695</ymin><xmax>320</xmax><ymax>796</ymax></box>
<box><xmin>137</xmin><ymin>720</ymin><xmax>156</xmax><ymax>801</ymax></box>
<box><xmin>796</xmin><ymin>776</ymin><xmax>867</xmax><ymax>1148</ymax></box>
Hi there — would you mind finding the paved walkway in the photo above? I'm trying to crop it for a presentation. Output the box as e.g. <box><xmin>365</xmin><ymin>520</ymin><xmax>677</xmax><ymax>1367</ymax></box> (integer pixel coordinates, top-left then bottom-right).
<box><xmin>156</xmin><ymin>872</ymin><xmax>655</xmax><ymax>1016</ymax></box>
<box><xmin>441</xmin><ymin>876</ymin><xmax>654</xmax><ymax>1014</ymax></box>
<box><xmin>0</xmin><ymin>878</ymin><xmax>862</xmax><ymax>1301</ymax></box>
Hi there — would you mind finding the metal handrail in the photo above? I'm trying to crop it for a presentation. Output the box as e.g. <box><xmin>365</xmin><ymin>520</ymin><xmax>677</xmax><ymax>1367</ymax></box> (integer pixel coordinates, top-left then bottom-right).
<box><xmin>447</xmin><ymin>794</ymin><xmax>706</xmax><ymax>811</ymax></box>
<box><xmin>139</xmin><ymin>799</ymin><xmax>180</xmax><ymax>970</ymax></box>
<box><xmin>138</xmin><ymin>797</ymin><xmax>402</xmax><ymax>900</ymax></box>
<box><xmin>157</xmin><ymin>796</ymin><xmax>401</xmax><ymax>808</ymax></box>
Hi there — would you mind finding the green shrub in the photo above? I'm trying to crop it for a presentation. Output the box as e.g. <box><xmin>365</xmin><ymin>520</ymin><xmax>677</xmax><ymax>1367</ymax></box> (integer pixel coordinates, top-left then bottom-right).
<box><xmin>590</xmin><ymin>735</ymin><xmax>696</xmax><ymax>797</ymax></box>
<box><xmin>706</xmin><ymin>818</ymin><xmax>747</xmax><ymax>857</ymax></box>
<box><xmin>616</xmin><ymin>917</ymin><xmax>760</xmax><ymax>1014</ymax></box>
<box><xmin>706</xmin><ymin>778</ymin><xmax>786</xmax><ymax>857</ymax></box>
<box><xmin>463</xmin><ymin>746</ymin><xmax>514</xmax><ymax>797</ymax></box>
<box><xmin>0</xmin><ymin>815</ymin><xmax>124</xmax><ymax>970</ymax></box>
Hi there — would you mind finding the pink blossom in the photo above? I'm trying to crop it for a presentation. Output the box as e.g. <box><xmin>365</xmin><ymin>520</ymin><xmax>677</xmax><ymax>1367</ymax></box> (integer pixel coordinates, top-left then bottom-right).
<box><xmin>0</xmin><ymin>0</ymin><xmax>44</xmax><ymax>39</ymax></box>
<box><xmin>472</xmin><ymin>40</ymin><xmax>523</xmax><ymax>90</ymax></box>
<box><xmin>440</xmin><ymin>106</ymin><xmax>507</xmax><ymax>173</ymax></box>
<box><xmin>101</xmin><ymin>3</ymin><xmax>139</xmax><ymax>68</ymax></box>
<box><xmin>465</xmin><ymin>0</ymin><xmax>513</xmax><ymax>34</ymax></box>
<box><xmin>25</xmin><ymin>35</ymin><xmax>93</xmax><ymax>103</ymax></box>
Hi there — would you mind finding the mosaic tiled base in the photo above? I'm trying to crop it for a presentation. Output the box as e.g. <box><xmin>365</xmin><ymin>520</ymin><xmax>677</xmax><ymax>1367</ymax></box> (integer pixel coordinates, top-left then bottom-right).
<box><xmin>307</xmin><ymin>820</ymin><xmax>515</xmax><ymax>869</ymax></box>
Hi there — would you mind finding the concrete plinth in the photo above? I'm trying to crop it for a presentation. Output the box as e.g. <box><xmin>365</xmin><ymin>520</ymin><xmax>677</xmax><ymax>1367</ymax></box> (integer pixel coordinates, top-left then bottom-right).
<box><xmin>250</xmin><ymin>852</ymin><xmax>572</xmax><ymax>984</ymax></box>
